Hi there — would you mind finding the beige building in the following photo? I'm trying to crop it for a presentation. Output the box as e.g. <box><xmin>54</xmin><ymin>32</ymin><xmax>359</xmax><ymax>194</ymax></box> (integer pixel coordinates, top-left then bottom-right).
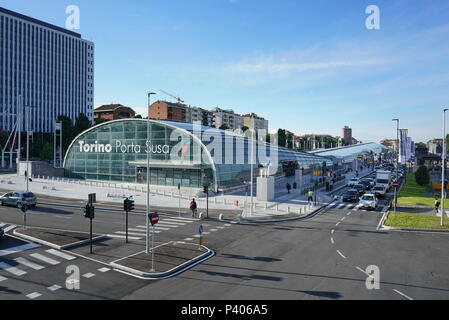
<box><xmin>242</xmin><ymin>113</ymin><xmax>269</xmax><ymax>132</ymax></box>
<box><xmin>211</xmin><ymin>108</ymin><xmax>244</xmax><ymax>130</ymax></box>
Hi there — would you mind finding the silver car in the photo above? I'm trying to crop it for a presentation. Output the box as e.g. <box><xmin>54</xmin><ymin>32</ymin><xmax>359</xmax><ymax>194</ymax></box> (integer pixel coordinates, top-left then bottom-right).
<box><xmin>0</xmin><ymin>191</ymin><xmax>37</xmax><ymax>209</ymax></box>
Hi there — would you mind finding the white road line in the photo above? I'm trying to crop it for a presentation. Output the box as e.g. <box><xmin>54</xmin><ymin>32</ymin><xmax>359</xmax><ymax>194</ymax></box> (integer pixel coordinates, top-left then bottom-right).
<box><xmin>331</xmin><ymin>229</ymin><xmax>335</xmax><ymax>234</ymax></box>
<box><xmin>46</xmin><ymin>249</ymin><xmax>76</xmax><ymax>261</ymax></box>
<box><xmin>128</xmin><ymin>228</ymin><xmax>161</xmax><ymax>233</ymax></box>
<box><xmin>115</xmin><ymin>231</ymin><xmax>150</xmax><ymax>237</ymax></box>
<box><xmin>336</xmin><ymin>250</ymin><xmax>347</xmax><ymax>259</ymax></box>
<box><xmin>184</xmin><ymin>238</ymin><xmax>194</xmax><ymax>241</ymax></box>
<box><xmin>331</xmin><ymin>238</ymin><xmax>334</xmax><ymax>244</ymax></box>
<box><xmin>3</xmin><ymin>225</ymin><xmax>16</xmax><ymax>233</ymax></box>
<box><xmin>356</xmin><ymin>266</ymin><xmax>369</xmax><ymax>275</ymax></box>
<box><xmin>341</xmin><ymin>217</ymin><xmax>346</xmax><ymax>221</ymax></box>
<box><xmin>167</xmin><ymin>217</ymin><xmax>197</xmax><ymax>222</ymax></box>
<box><xmin>0</xmin><ymin>243</ymin><xmax>40</xmax><ymax>257</ymax></box>
<box><xmin>106</xmin><ymin>234</ymin><xmax>142</xmax><ymax>240</ymax></box>
<box><xmin>347</xmin><ymin>212</ymin><xmax>352</xmax><ymax>216</ymax></box>
<box><xmin>216</xmin><ymin>227</ymin><xmax>225</xmax><ymax>229</ymax></box>
<box><xmin>0</xmin><ymin>275</ymin><xmax>7</xmax><ymax>282</ymax></box>
<box><xmin>337</xmin><ymin>204</ymin><xmax>345</xmax><ymax>209</ymax></box>
<box><xmin>210</xmin><ymin>229</ymin><xmax>218</xmax><ymax>232</ymax></box>
<box><xmin>335</xmin><ymin>222</ymin><xmax>341</xmax><ymax>227</ymax></box>
<box><xmin>0</xmin><ymin>262</ymin><xmax>27</xmax><ymax>276</ymax></box>
<box><xmin>202</xmin><ymin>232</ymin><xmax>210</xmax><ymax>235</ymax></box>
<box><xmin>193</xmin><ymin>235</ymin><xmax>201</xmax><ymax>238</ymax></box>
<box><xmin>135</xmin><ymin>225</ymin><xmax>171</xmax><ymax>231</ymax></box>
<box><xmin>158</xmin><ymin>221</ymin><xmax>186</xmax><ymax>226</ymax></box>
<box><xmin>13</xmin><ymin>257</ymin><xmax>45</xmax><ymax>270</ymax></box>
<box><xmin>82</xmin><ymin>273</ymin><xmax>95</xmax><ymax>278</ymax></box>
<box><xmin>29</xmin><ymin>253</ymin><xmax>60</xmax><ymax>265</ymax></box>
<box><xmin>26</xmin><ymin>292</ymin><xmax>42</xmax><ymax>299</ymax></box>
<box><xmin>393</xmin><ymin>289</ymin><xmax>414</xmax><ymax>300</ymax></box>
<box><xmin>98</xmin><ymin>267</ymin><xmax>110</xmax><ymax>273</ymax></box>
<box><xmin>224</xmin><ymin>224</ymin><xmax>232</xmax><ymax>227</ymax></box>
<box><xmin>48</xmin><ymin>285</ymin><xmax>62</xmax><ymax>292</ymax></box>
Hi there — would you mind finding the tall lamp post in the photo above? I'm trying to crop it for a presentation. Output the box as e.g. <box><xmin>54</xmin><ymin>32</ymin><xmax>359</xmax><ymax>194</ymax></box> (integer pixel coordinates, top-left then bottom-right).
<box><xmin>392</xmin><ymin>119</ymin><xmax>399</xmax><ymax>212</ymax></box>
<box><xmin>146</xmin><ymin>92</ymin><xmax>156</xmax><ymax>255</ymax></box>
<box><xmin>441</xmin><ymin>109</ymin><xmax>448</xmax><ymax>226</ymax></box>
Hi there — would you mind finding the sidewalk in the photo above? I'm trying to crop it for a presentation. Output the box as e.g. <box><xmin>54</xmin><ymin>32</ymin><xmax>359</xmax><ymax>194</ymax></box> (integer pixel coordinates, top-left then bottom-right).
<box><xmin>0</xmin><ymin>173</ymin><xmax>321</xmax><ymax>219</ymax></box>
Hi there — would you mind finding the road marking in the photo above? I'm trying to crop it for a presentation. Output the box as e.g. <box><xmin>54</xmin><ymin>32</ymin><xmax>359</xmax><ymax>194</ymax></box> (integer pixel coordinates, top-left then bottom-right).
<box><xmin>0</xmin><ymin>243</ymin><xmax>40</xmax><ymax>257</ymax></box>
<box><xmin>3</xmin><ymin>225</ymin><xmax>16</xmax><ymax>233</ymax></box>
<box><xmin>82</xmin><ymin>273</ymin><xmax>95</xmax><ymax>278</ymax></box>
<box><xmin>347</xmin><ymin>212</ymin><xmax>352</xmax><ymax>216</ymax></box>
<box><xmin>128</xmin><ymin>228</ymin><xmax>161</xmax><ymax>234</ymax></box>
<box><xmin>216</xmin><ymin>226</ymin><xmax>225</xmax><ymax>229</ymax></box>
<box><xmin>331</xmin><ymin>238</ymin><xmax>334</xmax><ymax>244</ymax></box>
<box><xmin>184</xmin><ymin>238</ymin><xmax>194</xmax><ymax>241</ymax></box>
<box><xmin>341</xmin><ymin>217</ymin><xmax>346</xmax><ymax>221</ymax></box>
<box><xmin>115</xmin><ymin>231</ymin><xmax>149</xmax><ymax>237</ymax></box>
<box><xmin>26</xmin><ymin>292</ymin><xmax>42</xmax><ymax>299</ymax></box>
<box><xmin>393</xmin><ymin>289</ymin><xmax>413</xmax><ymax>300</ymax></box>
<box><xmin>46</xmin><ymin>249</ymin><xmax>76</xmax><ymax>261</ymax></box>
<box><xmin>335</xmin><ymin>222</ymin><xmax>341</xmax><ymax>227</ymax></box>
<box><xmin>352</xmin><ymin>206</ymin><xmax>360</xmax><ymax>211</ymax></box>
<box><xmin>13</xmin><ymin>257</ymin><xmax>45</xmax><ymax>270</ymax></box>
<box><xmin>29</xmin><ymin>253</ymin><xmax>60</xmax><ymax>265</ymax></box>
<box><xmin>0</xmin><ymin>275</ymin><xmax>7</xmax><ymax>282</ymax></box>
<box><xmin>98</xmin><ymin>267</ymin><xmax>110</xmax><ymax>273</ymax></box>
<box><xmin>331</xmin><ymin>229</ymin><xmax>335</xmax><ymax>234</ymax></box>
<box><xmin>48</xmin><ymin>285</ymin><xmax>62</xmax><ymax>292</ymax></box>
<box><xmin>224</xmin><ymin>224</ymin><xmax>232</xmax><ymax>227</ymax></box>
<box><xmin>167</xmin><ymin>217</ymin><xmax>197</xmax><ymax>222</ymax></box>
<box><xmin>0</xmin><ymin>262</ymin><xmax>27</xmax><ymax>276</ymax></box>
<box><xmin>106</xmin><ymin>234</ymin><xmax>142</xmax><ymax>240</ymax></box>
<box><xmin>356</xmin><ymin>266</ymin><xmax>369</xmax><ymax>275</ymax></box>
<box><xmin>136</xmin><ymin>225</ymin><xmax>170</xmax><ymax>231</ymax></box>
<box><xmin>336</xmin><ymin>250</ymin><xmax>347</xmax><ymax>259</ymax></box>
<box><xmin>193</xmin><ymin>235</ymin><xmax>201</xmax><ymax>238</ymax></box>
<box><xmin>210</xmin><ymin>229</ymin><xmax>218</xmax><ymax>232</ymax></box>
<box><xmin>157</xmin><ymin>220</ymin><xmax>186</xmax><ymax>226</ymax></box>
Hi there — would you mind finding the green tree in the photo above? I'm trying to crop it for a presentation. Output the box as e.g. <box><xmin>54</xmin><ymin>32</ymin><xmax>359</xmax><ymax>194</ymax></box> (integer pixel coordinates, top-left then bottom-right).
<box><xmin>241</xmin><ymin>126</ymin><xmax>249</xmax><ymax>132</ymax></box>
<box><xmin>75</xmin><ymin>113</ymin><xmax>91</xmax><ymax>135</ymax></box>
<box><xmin>415</xmin><ymin>142</ymin><xmax>426</xmax><ymax>148</ymax></box>
<box><xmin>415</xmin><ymin>165</ymin><xmax>430</xmax><ymax>186</ymax></box>
<box><xmin>286</xmin><ymin>132</ymin><xmax>294</xmax><ymax>149</ymax></box>
<box><xmin>39</xmin><ymin>142</ymin><xmax>53</xmax><ymax>161</ymax></box>
<box><xmin>57</xmin><ymin>115</ymin><xmax>75</xmax><ymax>155</ymax></box>
<box><xmin>219</xmin><ymin>124</ymin><xmax>230</xmax><ymax>130</ymax></box>
<box><xmin>134</xmin><ymin>114</ymin><xmax>143</xmax><ymax>119</ymax></box>
<box><xmin>277</xmin><ymin>129</ymin><xmax>286</xmax><ymax>148</ymax></box>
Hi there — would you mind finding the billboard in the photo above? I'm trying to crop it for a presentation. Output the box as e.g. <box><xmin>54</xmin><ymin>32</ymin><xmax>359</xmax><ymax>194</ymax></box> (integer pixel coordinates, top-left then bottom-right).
<box><xmin>399</xmin><ymin>129</ymin><xmax>408</xmax><ymax>164</ymax></box>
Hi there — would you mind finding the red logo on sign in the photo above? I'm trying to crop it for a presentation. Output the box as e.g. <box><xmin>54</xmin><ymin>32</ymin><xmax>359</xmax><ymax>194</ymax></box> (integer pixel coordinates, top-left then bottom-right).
<box><xmin>150</xmin><ymin>213</ymin><xmax>159</xmax><ymax>226</ymax></box>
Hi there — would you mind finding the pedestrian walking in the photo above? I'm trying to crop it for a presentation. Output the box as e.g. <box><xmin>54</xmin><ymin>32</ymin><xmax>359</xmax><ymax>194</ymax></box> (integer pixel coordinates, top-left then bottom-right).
<box><xmin>435</xmin><ymin>197</ymin><xmax>441</xmax><ymax>215</ymax></box>
<box><xmin>286</xmin><ymin>183</ymin><xmax>291</xmax><ymax>194</ymax></box>
<box><xmin>190</xmin><ymin>198</ymin><xmax>197</xmax><ymax>217</ymax></box>
<box><xmin>307</xmin><ymin>190</ymin><xmax>314</xmax><ymax>204</ymax></box>
<box><xmin>24</xmin><ymin>170</ymin><xmax>27</xmax><ymax>182</ymax></box>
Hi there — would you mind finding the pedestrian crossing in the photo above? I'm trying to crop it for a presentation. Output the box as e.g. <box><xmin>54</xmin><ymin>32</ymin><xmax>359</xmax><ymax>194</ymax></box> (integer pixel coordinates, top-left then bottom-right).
<box><xmin>0</xmin><ymin>246</ymin><xmax>77</xmax><ymax>280</ymax></box>
<box><xmin>324</xmin><ymin>201</ymin><xmax>386</xmax><ymax>212</ymax></box>
<box><xmin>0</xmin><ymin>222</ymin><xmax>17</xmax><ymax>233</ymax></box>
<box><xmin>106</xmin><ymin>215</ymin><xmax>198</xmax><ymax>240</ymax></box>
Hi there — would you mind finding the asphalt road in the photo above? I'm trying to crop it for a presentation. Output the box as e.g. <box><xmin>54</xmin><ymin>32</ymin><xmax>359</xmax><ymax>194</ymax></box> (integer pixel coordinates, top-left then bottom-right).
<box><xmin>1</xmin><ymin>185</ymin><xmax>449</xmax><ymax>300</ymax></box>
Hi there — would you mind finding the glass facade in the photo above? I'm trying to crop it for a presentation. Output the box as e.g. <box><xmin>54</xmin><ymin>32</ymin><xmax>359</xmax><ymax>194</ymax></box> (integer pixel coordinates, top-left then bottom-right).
<box><xmin>64</xmin><ymin>119</ymin><xmax>334</xmax><ymax>191</ymax></box>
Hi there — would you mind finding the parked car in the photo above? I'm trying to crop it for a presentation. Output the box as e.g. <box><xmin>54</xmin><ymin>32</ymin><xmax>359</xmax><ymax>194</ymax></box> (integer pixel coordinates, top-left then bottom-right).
<box><xmin>0</xmin><ymin>191</ymin><xmax>37</xmax><ymax>209</ymax></box>
<box><xmin>359</xmin><ymin>194</ymin><xmax>378</xmax><ymax>211</ymax></box>
<box><xmin>348</xmin><ymin>178</ymin><xmax>359</xmax><ymax>187</ymax></box>
<box><xmin>342</xmin><ymin>189</ymin><xmax>360</xmax><ymax>203</ymax></box>
<box><xmin>372</xmin><ymin>185</ymin><xmax>387</xmax><ymax>199</ymax></box>
<box><xmin>353</xmin><ymin>184</ymin><xmax>366</xmax><ymax>196</ymax></box>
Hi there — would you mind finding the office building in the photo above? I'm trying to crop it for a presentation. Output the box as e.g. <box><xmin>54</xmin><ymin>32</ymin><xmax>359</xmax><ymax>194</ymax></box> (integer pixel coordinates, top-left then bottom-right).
<box><xmin>0</xmin><ymin>7</ymin><xmax>94</xmax><ymax>133</ymax></box>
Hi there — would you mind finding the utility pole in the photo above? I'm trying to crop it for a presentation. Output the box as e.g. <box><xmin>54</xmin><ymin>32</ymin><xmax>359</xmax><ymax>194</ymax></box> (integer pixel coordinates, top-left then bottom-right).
<box><xmin>146</xmin><ymin>92</ymin><xmax>156</xmax><ymax>254</ymax></box>
<box><xmin>441</xmin><ymin>109</ymin><xmax>448</xmax><ymax>226</ymax></box>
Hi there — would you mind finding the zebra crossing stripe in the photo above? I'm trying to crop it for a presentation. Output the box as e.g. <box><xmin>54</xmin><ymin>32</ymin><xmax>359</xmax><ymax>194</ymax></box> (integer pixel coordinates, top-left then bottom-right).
<box><xmin>82</xmin><ymin>273</ymin><xmax>95</xmax><ymax>278</ymax></box>
<box><xmin>167</xmin><ymin>217</ymin><xmax>196</xmax><ymax>222</ymax></box>
<box><xmin>135</xmin><ymin>225</ymin><xmax>170</xmax><ymax>231</ymax></box>
<box><xmin>115</xmin><ymin>231</ymin><xmax>148</xmax><ymax>237</ymax></box>
<box><xmin>158</xmin><ymin>220</ymin><xmax>186</xmax><ymax>226</ymax></box>
<box><xmin>0</xmin><ymin>275</ymin><xmax>7</xmax><ymax>282</ymax></box>
<box><xmin>0</xmin><ymin>223</ymin><xmax>6</xmax><ymax>227</ymax></box>
<box><xmin>26</xmin><ymin>292</ymin><xmax>42</xmax><ymax>299</ymax></box>
<box><xmin>98</xmin><ymin>267</ymin><xmax>110</xmax><ymax>273</ymax></box>
<box><xmin>13</xmin><ymin>257</ymin><xmax>45</xmax><ymax>270</ymax></box>
<box><xmin>46</xmin><ymin>249</ymin><xmax>76</xmax><ymax>261</ymax></box>
<box><xmin>48</xmin><ymin>285</ymin><xmax>62</xmax><ymax>292</ymax></box>
<box><xmin>0</xmin><ymin>262</ymin><xmax>27</xmax><ymax>276</ymax></box>
<box><xmin>128</xmin><ymin>228</ymin><xmax>161</xmax><ymax>234</ymax></box>
<box><xmin>29</xmin><ymin>253</ymin><xmax>60</xmax><ymax>265</ymax></box>
<box><xmin>0</xmin><ymin>243</ymin><xmax>40</xmax><ymax>257</ymax></box>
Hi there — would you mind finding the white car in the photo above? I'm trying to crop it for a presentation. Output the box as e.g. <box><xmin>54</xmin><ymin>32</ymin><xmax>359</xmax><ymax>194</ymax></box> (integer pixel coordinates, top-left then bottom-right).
<box><xmin>348</xmin><ymin>178</ymin><xmax>359</xmax><ymax>187</ymax></box>
<box><xmin>359</xmin><ymin>194</ymin><xmax>378</xmax><ymax>211</ymax></box>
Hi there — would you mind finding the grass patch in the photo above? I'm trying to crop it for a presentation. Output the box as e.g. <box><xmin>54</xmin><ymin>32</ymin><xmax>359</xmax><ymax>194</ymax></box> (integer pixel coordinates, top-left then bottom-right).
<box><xmin>385</xmin><ymin>211</ymin><xmax>449</xmax><ymax>230</ymax></box>
<box><xmin>397</xmin><ymin>172</ymin><xmax>448</xmax><ymax>207</ymax></box>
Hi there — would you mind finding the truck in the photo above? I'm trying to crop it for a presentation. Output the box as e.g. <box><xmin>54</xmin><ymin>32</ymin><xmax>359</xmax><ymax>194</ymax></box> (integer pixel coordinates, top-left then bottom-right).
<box><xmin>376</xmin><ymin>170</ymin><xmax>392</xmax><ymax>191</ymax></box>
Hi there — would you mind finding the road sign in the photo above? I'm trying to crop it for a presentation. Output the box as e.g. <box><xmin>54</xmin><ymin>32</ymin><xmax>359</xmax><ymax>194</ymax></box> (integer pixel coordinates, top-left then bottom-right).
<box><xmin>150</xmin><ymin>213</ymin><xmax>159</xmax><ymax>226</ymax></box>
<box><xmin>393</xmin><ymin>181</ymin><xmax>399</xmax><ymax>188</ymax></box>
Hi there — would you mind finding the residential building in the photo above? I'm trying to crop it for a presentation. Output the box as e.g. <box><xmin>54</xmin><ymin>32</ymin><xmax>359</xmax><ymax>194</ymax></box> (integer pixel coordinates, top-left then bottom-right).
<box><xmin>149</xmin><ymin>101</ymin><xmax>188</xmax><ymax>123</ymax></box>
<box><xmin>94</xmin><ymin>104</ymin><xmax>136</xmax><ymax>122</ymax></box>
<box><xmin>188</xmin><ymin>106</ymin><xmax>214</xmax><ymax>127</ymax></box>
<box><xmin>242</xmin><ymin>113</ymin><xmax>269</xmax><ymax>132</ymax></box>
<box><xmin>427</xmin><ymin>139</ymin><xmax>443</xmax><ymax>155</ymax></box>
<box><xmin>342</xmin><ymin>126</ymin><xmax>353</xmax><ymax>143</ymax></box>
<box><xmin>0</xmin><ymin>7</ymin><xmax>94</xmax><ymax>133</ymax></box>
<box><xmin>380</xmin><ymin>139</ymin><xmax>399</xmax><ymax>152</ymax></box>
<box><xmin>211</xmin><ymin>108</ymin><xmax>243</xmax><ymax>130</ymax></box>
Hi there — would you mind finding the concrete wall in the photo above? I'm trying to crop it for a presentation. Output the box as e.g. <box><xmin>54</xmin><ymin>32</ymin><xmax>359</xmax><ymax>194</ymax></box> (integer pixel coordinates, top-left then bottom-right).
<box><xmin>17</xmin><ymin>161</ymin><xmax>65</xmax><ymax>178</ymax></box>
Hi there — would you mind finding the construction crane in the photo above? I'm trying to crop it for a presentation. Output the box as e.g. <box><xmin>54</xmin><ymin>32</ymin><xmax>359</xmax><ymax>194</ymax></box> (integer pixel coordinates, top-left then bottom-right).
<box><xmin>159</xmin><ymin>90</ymin><xmax>185</xmax><ymax>104</ymax></box>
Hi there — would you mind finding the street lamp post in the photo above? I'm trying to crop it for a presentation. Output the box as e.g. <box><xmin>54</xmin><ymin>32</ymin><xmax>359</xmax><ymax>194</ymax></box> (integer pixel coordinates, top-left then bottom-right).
<box><xmin>441</xmin><ymin>109</ymin><xmax>448</xmax><ymax>226</ymax></box>
<box><xmin>146</xmin><ymin>92</ymin><xmax>156</xmax><ymax>255</ymax></box>
<box><xmin>392</xmin><ymin>119</ymin><xmax>399</xmax><ymax>212</ymax></box>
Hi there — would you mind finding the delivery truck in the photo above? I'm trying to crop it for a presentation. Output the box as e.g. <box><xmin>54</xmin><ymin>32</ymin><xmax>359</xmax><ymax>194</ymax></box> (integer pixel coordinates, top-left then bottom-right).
<box><xmin>376</xmin><ymin>170</ymin><xmax>392</xmax><ymax>191</ymax></box>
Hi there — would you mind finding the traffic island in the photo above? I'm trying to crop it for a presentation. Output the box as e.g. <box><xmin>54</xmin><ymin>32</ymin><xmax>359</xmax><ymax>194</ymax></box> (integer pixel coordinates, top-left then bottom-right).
<box><xmin>13</xmin><ymin>227</ymin><xmax>107</xmax><ymax>250</ymax></box>
<box><xmin>110</xmin><ymin>241</ymin><xmax>214</xmax><ymax>279</ymax></box>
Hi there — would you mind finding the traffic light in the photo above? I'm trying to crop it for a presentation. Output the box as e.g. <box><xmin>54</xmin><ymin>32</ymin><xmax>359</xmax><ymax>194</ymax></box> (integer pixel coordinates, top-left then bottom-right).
<box><xmin>84</xmin><ymin>204</ymin><xmax>94</xmax><ymax>219</ymax></box>
<box><xmin>203</xmin><ymin>186</ymin><xmax>208</xmax><ymax>194</ymax></box>
<box><xmin>123</xmin><ymin>198</ymin><xmax>129</xmax><ymax>211</ymax></box>
<box><xmin>128</xmin><ymin>199</ymin><xmax>134</xmax><ymax>212</ymax></box>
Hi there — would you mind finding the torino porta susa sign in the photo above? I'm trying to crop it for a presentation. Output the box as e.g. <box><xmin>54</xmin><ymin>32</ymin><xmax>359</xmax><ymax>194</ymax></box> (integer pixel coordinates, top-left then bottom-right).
<box><xmin>78</xmin><ymin>140</ymin><xmax>170</xmax><ymax>154</ymax></box>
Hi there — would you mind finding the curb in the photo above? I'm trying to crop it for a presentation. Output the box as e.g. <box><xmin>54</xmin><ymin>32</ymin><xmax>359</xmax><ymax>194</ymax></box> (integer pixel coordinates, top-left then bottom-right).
<box><xmin>237</xmin><ymin>204</ymin><xmax>329</xmax><ymax>224</ymax></box>
<box><xmin>110</xmin><ymin>247</ymin><xmax>215</xmax><ymax>280</ymax></box>
<box><xmin>13</xmin><ymin>228</ymin><xmax>108</xmax><ymax>250</ymax></box>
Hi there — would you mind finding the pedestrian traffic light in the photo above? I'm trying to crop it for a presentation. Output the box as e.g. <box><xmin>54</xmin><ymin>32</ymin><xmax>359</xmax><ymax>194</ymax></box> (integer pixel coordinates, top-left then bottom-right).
<box><xmin>124</xmin><ymin>198</ymin><xmax>129</xmax><ymax>212</ymax></box>
<box><xmin>128</xmin><ymin>199</ymin><xmax>134</xmax><ymax>212</ymax></box>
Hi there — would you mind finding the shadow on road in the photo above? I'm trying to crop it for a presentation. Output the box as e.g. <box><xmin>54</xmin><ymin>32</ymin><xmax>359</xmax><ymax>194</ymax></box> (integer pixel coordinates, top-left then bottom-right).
<box><xmin>220</xmin><ymin>253</ymin><xmax>282</xmax><ymax>263</ymax></box>
<box><xmin>30</xmin><ymin>206</ymin><xmax>74</xmax><ymax>215</ymax></box>
<box><xmin>298</xmin><ymin>290</ymin><xmax>342</xmax><ymax>299</ymax></box>
<box><xmin>0</xmin><ymin>286</ymin><xmax>21</xmax><ymax>295</ymax></box>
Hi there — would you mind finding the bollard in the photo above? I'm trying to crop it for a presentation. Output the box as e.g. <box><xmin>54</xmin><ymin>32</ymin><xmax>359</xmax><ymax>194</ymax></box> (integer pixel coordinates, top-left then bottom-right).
<box><xmin>199</xmin><ymin>212</ymin><xmax>206</xmax><ymax>220</ymax></box>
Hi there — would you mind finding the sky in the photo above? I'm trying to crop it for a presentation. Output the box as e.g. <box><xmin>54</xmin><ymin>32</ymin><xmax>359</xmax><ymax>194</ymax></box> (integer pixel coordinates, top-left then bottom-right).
<box><xmin>2</xmin><ymin>0</ymin><xmax>449</xmax><ymax>143</ymax></box>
